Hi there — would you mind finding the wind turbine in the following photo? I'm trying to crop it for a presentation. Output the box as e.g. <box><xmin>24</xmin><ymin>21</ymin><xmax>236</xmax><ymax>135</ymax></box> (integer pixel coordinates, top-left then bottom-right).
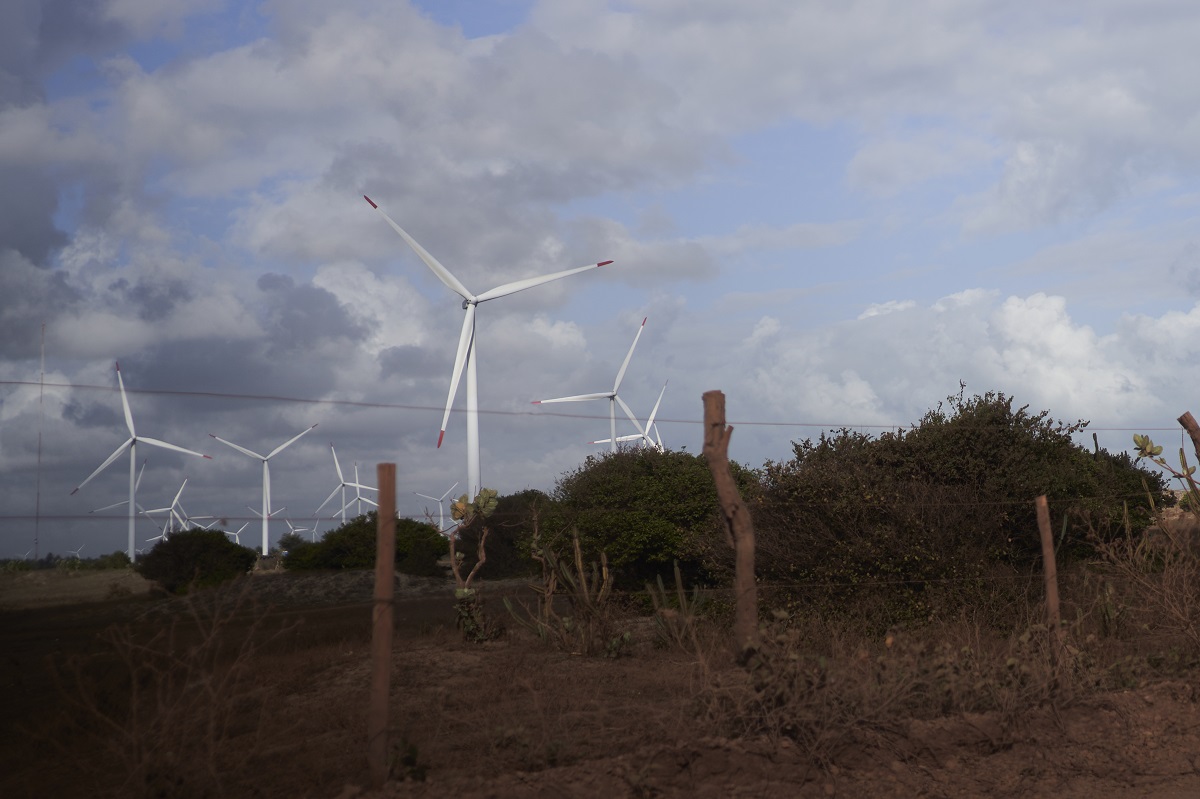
<box><xmin>415</xmin><ymin>481</ymin><xmax>459</xmax><ymax>533</ymax></box>
<box><xmin>67</xmin><ymin>544</ymin><xmax>85</xmax><ymax>559</ymax></box>
<box><xmin>365</xmin><ymin>195</ymin><xmax>611</xmax><ymax>497</ymax></box>
<box><xmin>226</xmin><ymin>523</ymin><xmax>249</xmax><ymax>546</ymax></box>
<box><xmin>532</xmin><ymin>318</ymin><xmax>648</xmax><ymax>452</ymax></box>
<box><xmin>314</xmin><ymin>444</ymin><xmax>377</xmax><ymax>525</ymax></box>
<box><xmin>142</xmin><ymin>478</ymin><xmax>212</xmax><ymax>535</ymax></box>
<box><xmin>210</xmin><ymin>424</ymin><xmax>317</xmax><ymax>556</ymax></box>
<box><xmin>345</xmin><ymin>463</ymin><xmax>378</xmax><ymax>518</ymax></box>
<box><xmin>591</xmin><ymin>380</ymin><xmax>668</xmax><ymax>452</ymax></box>
<box><xmin>71</xmin><ymin>362</ymin><xmax>211</xmax><ymax>560</ymax></box>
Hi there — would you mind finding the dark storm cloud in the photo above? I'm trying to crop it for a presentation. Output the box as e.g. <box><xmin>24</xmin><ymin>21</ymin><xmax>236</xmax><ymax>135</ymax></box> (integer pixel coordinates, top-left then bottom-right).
<box><xmin>128</xmin><ymin>277</ymin><xmax>194</xmax><ymax>322</ymax></box>
<box><xmin>257</xmin><ymin>272</ymin><xmax>367</xmax><ymax>354</ymax></box>
<box><xmin>0</xmin><ymin>2</ymin><xmax>135</xmax><ymax>263</ymax></box>
<box><xmin>0</xmin><ymin>165</ymin><xmax>67</xmax><ymax>264</ymax></box>
<box><xmin>63</xmin><ymin>394</ymin><xmax>120</xmax><ymax>429</ymax></box>
<box><xmin>378</xmin><ymin>344</ymin><xmax>442</xmax><ymax>379</ymax></box>
<box><xmin>0</xmin><ymin>0</ymin><xmax>127</xmax><ymax>104</ymax></box>
<box><xmin>0</xmin><ymin>249</ymin><xmax>83</xmax><ymax>357</ymax></box>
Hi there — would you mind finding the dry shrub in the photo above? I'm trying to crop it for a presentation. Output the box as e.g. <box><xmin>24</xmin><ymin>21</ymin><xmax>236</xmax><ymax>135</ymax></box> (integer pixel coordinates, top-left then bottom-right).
<box><xmin>699</xmin><ymin>612</ymin><xmax>1077</xmax><ymax>767</ymax></box>
<box><xmin>504</xmin><ymin>527</ymin><xmax>631</xmax><ymax>657</ymax></box>
<box><xmin>49</xmin><ymin>581</ymin><xmax>298</xmax><ymax>798</ymax></box>
<box><xmin>1092</xmin><ymin>514</ymin><xmax>1200</xmax><ymax>655</ymax></box>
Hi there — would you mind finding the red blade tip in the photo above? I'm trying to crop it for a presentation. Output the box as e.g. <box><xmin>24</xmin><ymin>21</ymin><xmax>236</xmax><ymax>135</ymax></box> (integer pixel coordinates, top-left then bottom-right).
<box><xmin>641</xmin><ymin>317</ymin><xmax>647</xmax><ymax>325</ymax></box>
<box><xmin>437</xmin><ymin>430</ymin><xmax>445</xmax><ymax>448</ymax></box>
<box><xmin>363</xmin><ymin>195</ymin><xmax>377</xmax><ymax>208</ymax></box>
<box><xmin>531</xmin><ymin>400</ymin><xmax>542</xmax><ymax>405</ymax></box>
<box><xmin>598</xmin><ymin>260</ymin><xmax>613</xmax><ymax>267</ymax></box>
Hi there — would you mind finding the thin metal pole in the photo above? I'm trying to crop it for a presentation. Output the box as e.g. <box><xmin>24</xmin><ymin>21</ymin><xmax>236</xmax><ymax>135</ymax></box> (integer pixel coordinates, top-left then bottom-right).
<box><xmin>368</xmin><ymin>463</ymin><xmax>396</xmax><ymax>788</ymax></box>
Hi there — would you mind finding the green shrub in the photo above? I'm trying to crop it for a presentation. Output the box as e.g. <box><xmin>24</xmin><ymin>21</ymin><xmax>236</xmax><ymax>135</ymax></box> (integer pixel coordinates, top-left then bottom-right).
<box><xmin>285</xmin><ymin>512</ymin><xmax>447</xmax><ymax>575</ymax></box>
<box><xmin>550</xmin><ymin>448</ymin><xmax>758</xmax><ymax>586</ymax></box>
<box><xmin>454</xmin><ymin>489</ymin><xmax>548</xmax><ymax>579</ymax></box>
<box><xmin>135</xmin><ymin>530</ymin><xmax>257</xmax><ymax>594</ymax></box>
<box><xmin>753</xmin><ymin>389</ymin><xmax>1167</xmax><ymax>625</ymax></box>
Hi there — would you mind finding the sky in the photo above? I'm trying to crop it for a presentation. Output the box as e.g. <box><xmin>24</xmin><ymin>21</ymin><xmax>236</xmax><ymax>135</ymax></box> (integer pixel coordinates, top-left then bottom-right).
<box><xmin>4</xmin><ymin>0</ymin><xmax>1200</xmax><ymax>557</ymax></box>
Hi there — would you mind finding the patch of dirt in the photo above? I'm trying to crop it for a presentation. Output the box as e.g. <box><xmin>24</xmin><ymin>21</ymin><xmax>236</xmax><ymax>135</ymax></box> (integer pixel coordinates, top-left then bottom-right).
<box><xmin>3</xmin><ymin>571</ymin><xmax>1200</xmax><ymax>798</ymax></box>
<box><xmin>0</xmin><ymin>568</ymin><xmax>154</xmax><ymax>609</ymax></box>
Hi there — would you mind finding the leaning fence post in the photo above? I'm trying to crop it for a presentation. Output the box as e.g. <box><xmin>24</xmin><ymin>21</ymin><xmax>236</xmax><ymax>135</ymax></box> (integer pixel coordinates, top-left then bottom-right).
<box><xmin>1035</xmin><ymin>495</ymin><xmax>1065</xmax><ymax>659</ymax></box>
<box><xmin>368</xmin><ymin>463</ymin><xmax>396</xmax><ymax>789</ymax></box>
<box><xmin>702</xmin><ymin>390</ymin><xmax>758</xmax><ymax>658</ymax></box>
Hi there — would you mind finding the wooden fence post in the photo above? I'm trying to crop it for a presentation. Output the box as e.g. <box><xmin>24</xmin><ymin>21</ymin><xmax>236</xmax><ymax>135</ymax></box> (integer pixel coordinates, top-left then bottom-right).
<box><xmin>702</xmin><ymin>390</ymin><xmax>758</xmax><ymax>657</ymax></box>
<box><xmin>1035</xmin><ymin>495</ymin><xmax>1065</xmax><ymax>658</ymax></box>
<box><xmin>368</xmin><ymin>463</ymin><xmax>396</xmax><ymax>789</ymax></box>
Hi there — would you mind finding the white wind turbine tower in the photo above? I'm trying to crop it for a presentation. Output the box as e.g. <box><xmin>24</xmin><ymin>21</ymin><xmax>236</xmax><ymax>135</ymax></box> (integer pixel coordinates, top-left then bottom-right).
<box><xmin>415</xmin><ymin>482</ymin><xmax>459</xmax><ymax>533</ymax></box>
<box><xmin>210</xmin><ymin>424</ymin><xmax>317</xmax><ymax>556</ymax></box>
<box><xmin>71</xmin><ymin>362</ymin><xmax>211</xmax><ymax>560</ymax></box>
<box><xmin>592</xmin><ymin>380</ymin><xmax>668</xmax><ymax>452</ymax></box>
<box><xmin>365</xmin><ymin>195</ymin><xmax>611</xmax><ymax>498</ymax></box>
<box><xmin>532</xmin><ymin>318</ymin><xmax>648</xmax><ymax>452</ymax></box>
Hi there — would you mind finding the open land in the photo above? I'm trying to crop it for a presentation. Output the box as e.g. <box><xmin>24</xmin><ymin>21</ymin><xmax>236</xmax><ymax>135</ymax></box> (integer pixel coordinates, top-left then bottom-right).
<box><xmin>2</xmin><ymin>569</ymin><xmax>1200</xmax><ymax>798</ymax></box>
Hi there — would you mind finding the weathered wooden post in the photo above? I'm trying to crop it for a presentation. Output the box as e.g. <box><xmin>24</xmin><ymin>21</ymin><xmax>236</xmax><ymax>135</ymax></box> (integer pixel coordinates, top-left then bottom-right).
<box><xmin>702</xmin><ymin>390</ymin><xmax>758</xmax><ymax>657</ymax></box>
<box><xmin>1035</xmin><ymin>495</ymin><xmax>1064</xmax><ymax>658</ymax></box>
<box><xmin>368</xmin><ymin>463</ymin><xmax>396</xmax><ymax>788</ymax></box>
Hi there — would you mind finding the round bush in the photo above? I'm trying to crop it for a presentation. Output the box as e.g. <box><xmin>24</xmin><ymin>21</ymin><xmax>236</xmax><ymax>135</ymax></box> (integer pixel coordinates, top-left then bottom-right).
<box><xmin>136</xmin><ymin>530</ymin><xmax>257</xmax><ymax>594</ymax></box>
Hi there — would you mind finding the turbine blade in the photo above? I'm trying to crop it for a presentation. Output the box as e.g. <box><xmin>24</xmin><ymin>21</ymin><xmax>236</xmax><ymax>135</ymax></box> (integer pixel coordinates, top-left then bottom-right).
<box><xmin>531</xmin><ymin>392</ymin><xmax>612</xmax><ymax>404</ymax></box>
<box><xmin>267</xmin><ymin>423</ymin><xmax>318</xmax><ymax>459</ymax></box>
<box><xmin>440</xmin><ymin>304</ymin><xmax>476</xmax><ymax>447</ymax></box>
<box><xmin>115</xmin><ymin>362</ymin><xmax>136</xmax><ymax>437</ymax></box>
<box><xmin>330</xmin><ymin>444</ymin><xmax>345</xmax><ymax>482</ymax></box>
<box><xmin>616</xmin><ymin>395</ymin><xmax>646</xmax><ymax>436</ymax></box>
<box><xmin>210</xmin><ymin>435</ymin><xmax>264</xmax><ymax>460</ymax></box>
<box><xmin>441</xmin><ymin>482</ymin><xmax>459</xmax><ymax>501</ymax></box>
<box><xmin>140</xmin><ymin>437</ymin><xmax>209</xmax><ymax>460</ymax></box>
<box><xmin>315</xmin><ymin>485</ymin><xmax>342</xmax><ymax>515</ymax></box>
<box><xmin>612</xmin><ymin>317</ymin><xmax>647</xmax><ymax>392</ymax></box>
<box><xmin>646</xmin><ymin>381</ymin><xmax>668</xmax><ymax>427</ymax></box>
<box><xmin>364</xmin><ymin>196</ymin><xmax>474</xmax><ymax>301</ymax></box>
<box><xmin>134</xmin><ymin>459</ymin><xmax>147</xmax><ymax>492</ymax></box>
<box><xmin>415</xmin><ymin>493</ymin><xmax>440</xmax><ymax>502</ymax></box>
<box><xmin>72</xmin><ymin>439</ymin><xmax>133</xmax><ymax>494</ymax></box>
<box><xmin>474</xmin><ymin>260</ymin><xmax>613</xmax><ymax>303</ymax></box>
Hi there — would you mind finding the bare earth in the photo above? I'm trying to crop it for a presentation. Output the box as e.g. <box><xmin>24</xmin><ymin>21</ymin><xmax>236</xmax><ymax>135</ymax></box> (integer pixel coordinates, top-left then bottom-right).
<box><xmin>2</xmin><ymin>570</ymin><xmax>1199</xmax><ymax>798</ymax></box>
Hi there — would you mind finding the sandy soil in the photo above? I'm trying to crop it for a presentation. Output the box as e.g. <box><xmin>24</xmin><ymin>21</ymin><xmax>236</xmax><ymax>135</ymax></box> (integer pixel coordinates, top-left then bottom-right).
<box><xmin>2</xmin><ymin>570</ymin><xmax>1199</xmax><ymax>798</ymax></box>
<box><xmin>0</xmin><ymin>568</ymin><xmax>155</xmax><ymax>609</ymax></box>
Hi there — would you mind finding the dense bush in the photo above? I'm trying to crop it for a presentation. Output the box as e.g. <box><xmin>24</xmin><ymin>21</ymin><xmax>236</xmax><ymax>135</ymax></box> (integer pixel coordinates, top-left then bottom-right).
<box><xmin>753</xmin><ymin>389</ymin><xmax>1168</xmax><ymax>622</ymax></box>
<box><xmin>135</xmin><ymin>530</ymin><xmax>257</xmax><ymax>594</ymax></box>
<box><xmin>454</xmin><ymin>489</ymin><xmax>548</xmax><ymax>579</ymax></box>
<box><xmin>550</xmin><ymin>448</ymin><xmax>758</xmax><ymax>586</ymax></box>
<box><xmin>284</xmin><ymin>512</ymin><xmax>447</xmax><ymax>575</ymax></box>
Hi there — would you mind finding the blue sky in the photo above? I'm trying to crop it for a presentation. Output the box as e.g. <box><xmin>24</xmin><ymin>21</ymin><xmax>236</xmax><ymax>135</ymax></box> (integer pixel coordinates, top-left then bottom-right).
<box><xmin>3</xmin><ymin>0</ymin><xmax>1200</xmax><ymax>557</ymax></box>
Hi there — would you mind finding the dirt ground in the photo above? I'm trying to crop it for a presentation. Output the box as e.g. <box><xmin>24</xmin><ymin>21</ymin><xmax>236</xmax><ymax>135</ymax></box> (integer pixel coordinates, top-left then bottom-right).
<box><xmin>2</xmin><ymin>570</ymin><xmax>1200</xmax><ymax>798</ymax></box>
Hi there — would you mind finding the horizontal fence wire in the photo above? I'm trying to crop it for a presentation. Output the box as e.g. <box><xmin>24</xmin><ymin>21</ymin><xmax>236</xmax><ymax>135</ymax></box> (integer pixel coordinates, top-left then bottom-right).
<box><xmin>0</xmin><ymin>379</ymin><xmax>1189</xmax><ymax>433</ymax></box>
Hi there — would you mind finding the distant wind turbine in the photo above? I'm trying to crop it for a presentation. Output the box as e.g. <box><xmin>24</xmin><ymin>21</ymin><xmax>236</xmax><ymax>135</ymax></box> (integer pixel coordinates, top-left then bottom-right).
<box><xmin>67</xmin><ymin>544</ymin><xmax>85</xmax><ymax>559</ymax></box>
<box><xmin>210</xmin><ymin>424</ymin><xmax>317</xmax><ymax>555</ymax></box>
<box><xmin>532</xmin><ymin>318</ymin><xmax>648</xmax><ymax>452</ymax></box>
<box><xmin>592</xmin><ymin>381</ymin><xmax>668</xmax><ymax>453</ymax></box>
<box><xmin>71</xmin><ymin>362</ymin><xmax>211</xmax><ymax>560</ymax></box>
<box><xmin>314</xmin><ymin>444</ymin><xmax>377</xmax><ymax>524</ymax></box>
<box><xmin>365</xmin><ymin>195</ymin><xmax>610</xmax><ymax>497</ymax></box>
<box><xmin>226</xmin><ymin>523</ymin><xmax>249</xmax><ymax>546</ymax></box>
<box><xmin>415</xmin><ymin>481</ymin><xmax>459</xmax><ymax>533</ymax></box>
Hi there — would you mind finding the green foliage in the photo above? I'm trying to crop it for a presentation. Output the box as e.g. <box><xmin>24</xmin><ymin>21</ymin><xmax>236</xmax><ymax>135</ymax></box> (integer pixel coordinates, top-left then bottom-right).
<box><xmin>754</xmin><ymin>389</ymin><xmax>1167</xmax><ymax>621</ymax></box>
<box><xmin>135</xmin><ymin>530</ymin><xmax>257</xmax><ymax>594</ymax></box>
<box><xmin>550</xmin><ymin>448</ymin><xmax>755</xmax><ymax>586</ymax></box>
<box><xmin>454</xmin><ymin>489</ymin><xmax>547</xmax><ymax>579</ymax></box>
<box><xmin>284</xmin><ymin>512</ymin><xmax>447</xmax><ymax>575</ymax></box>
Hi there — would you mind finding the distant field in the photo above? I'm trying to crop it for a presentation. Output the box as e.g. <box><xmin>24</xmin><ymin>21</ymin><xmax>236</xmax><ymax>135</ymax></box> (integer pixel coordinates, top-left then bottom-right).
<box><xmin>0</xmin><ymin>568</ymin><xmax>154</xmax><ymax>610</ymax></box>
